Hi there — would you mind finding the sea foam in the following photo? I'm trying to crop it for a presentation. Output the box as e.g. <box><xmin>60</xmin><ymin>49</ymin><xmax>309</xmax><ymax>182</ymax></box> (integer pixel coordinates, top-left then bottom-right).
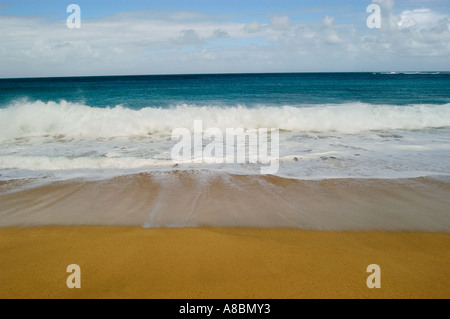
<box><xmin>1</xmin><ymin>99</ymin><xmax>450</xmax><ymax>181</ymax></box>
<box><xmin>1</xmin><ymin>100</ymin><xmax>450</xmax><ymax>141</ymax></box>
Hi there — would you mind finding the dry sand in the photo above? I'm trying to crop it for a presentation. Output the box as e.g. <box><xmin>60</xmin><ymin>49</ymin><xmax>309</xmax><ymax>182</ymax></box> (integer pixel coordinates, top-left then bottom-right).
<box><xmin>0</xmin><ymin>226</ymin><xmax>449</xmax><ymax>299</ymax></box>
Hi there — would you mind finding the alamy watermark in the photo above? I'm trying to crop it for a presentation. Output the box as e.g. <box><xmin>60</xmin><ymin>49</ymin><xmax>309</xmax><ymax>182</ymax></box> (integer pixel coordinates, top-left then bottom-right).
<box><xmin>366</xmin><ymin>264</ymin><xmax>381</xmax><ymax>288</ymax></box>
<box><xmin>66</xmin><ymin>264</ymin><xmax>81</xmax><ymax>288</ymax></box>
<box><xmin>66</xmin><ymin>4</ymin><xmax>81</xmax><ymax>29</ymax></box>
<box><xmin>367</xmin><ymin>4</ymin><xmax>381</xmax><ymax>29</ymax></box>
<box><xmin>171</xmin><ymin>120</ymin><xmax>279</xmax><ymax>174</ymax></box>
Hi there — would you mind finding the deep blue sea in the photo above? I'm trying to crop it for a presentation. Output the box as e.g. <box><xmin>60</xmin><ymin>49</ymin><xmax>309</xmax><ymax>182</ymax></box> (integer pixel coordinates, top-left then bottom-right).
<box><xmin>1</xmin><ymin>72</ymin><xmax>450</xmax><ymax>108</ymax></box>
<box><xmin>1</xmin><ymin>72</ymin><xmax>449</xmax><ymax>181</ymax></box>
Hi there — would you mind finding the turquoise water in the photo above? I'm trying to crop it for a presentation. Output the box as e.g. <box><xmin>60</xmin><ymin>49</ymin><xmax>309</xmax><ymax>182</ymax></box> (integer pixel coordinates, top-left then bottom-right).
<box><xmin>0</xmin><ymin>72</ymin><xmax>449</xmax><ymax>181</ymax></box>
<box><xmin>1</xmin><ymin>72</ymin><xmax>450</xmax><ymax>108</ymax></box>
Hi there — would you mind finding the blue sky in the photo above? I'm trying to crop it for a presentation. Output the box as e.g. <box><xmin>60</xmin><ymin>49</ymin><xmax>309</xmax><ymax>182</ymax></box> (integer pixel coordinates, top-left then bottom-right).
<box><xmin>0</xmin><ymin>0</ymin><xmax>449</xmax><ymax>77</ymax></box>
<box><xmin>0</xmin><ymin>1</ymin><xmax>358</xmax><ymax>18</ymax></box>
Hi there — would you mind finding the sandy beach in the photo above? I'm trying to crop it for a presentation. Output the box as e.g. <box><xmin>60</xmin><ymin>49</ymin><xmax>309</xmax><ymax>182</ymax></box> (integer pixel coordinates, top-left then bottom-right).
<box><xmin>1</xmin><ymin>226</ymin><xmax>449</xmax><ymax>299</ymax></box>
<box><xmin>0</xmin><ymin>173</ymin><xmax>449</xmax><ymax>299</ymax></box>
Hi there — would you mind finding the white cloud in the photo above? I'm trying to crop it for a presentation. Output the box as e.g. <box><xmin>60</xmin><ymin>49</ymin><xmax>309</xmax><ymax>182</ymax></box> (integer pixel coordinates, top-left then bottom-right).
<box><xmin>244</xmin><ymin>20</ymin><xmax>261</xmax><ymax>33</ymax></box>
<box><xmin>0</xmin><ymin>3</ymin><xmax>449</xmax><ymax>78</ymax></box>
<box><xmin>175</xmin><ymin>29</ymin><xmax>204</xmax><ymax>46</ymax></box>
<box><xmin>270</xmin><ymin>15</ymin><xmax>290</xmax><ymax>31</ymax></box>
<box><xmin>322</xmin><ymin>16</ymin><xmax>342</xmax><ymax>44</ymax></box>
<box><xmin>361</xmin><ymin>0</ymin><xmax>450</xmax><ymax>59</ymax></box>
<box><xmin>210</xmin><ymin>29</ymin><xmax>230</xmax><ymax>39</ymax></box>
<box><xmin>371</xmin><ymin>0</ymin><xmax>401</xmax><ymax>31</ymax></box>
<box><xmin>398</xmin><ymin>8</ymin><xmax>449</xmax><ymax>30</ymax></box>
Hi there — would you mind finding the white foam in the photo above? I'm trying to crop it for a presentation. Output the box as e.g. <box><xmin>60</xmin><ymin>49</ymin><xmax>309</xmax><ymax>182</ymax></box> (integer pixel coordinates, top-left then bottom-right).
<box><xmin>0</xmin><ymin>155</ymin><xmax>172</xmax><ymax>170</ymax></box>
<box><xmin>1</xmin><ymin>100</ymin><xmax>450</xmax><ymax>181</ymax></box>
<box><xmin>1</xmin><ymin>100</ymin><xmax>450</xmax><ymax>141</ymax></box>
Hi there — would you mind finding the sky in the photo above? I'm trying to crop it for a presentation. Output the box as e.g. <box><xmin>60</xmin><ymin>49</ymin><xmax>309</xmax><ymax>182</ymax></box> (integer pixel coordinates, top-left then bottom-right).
<box><xmin>0</xmin><ymin>0</ymin><xmax>449</xmax><ymax>78</ymax></box>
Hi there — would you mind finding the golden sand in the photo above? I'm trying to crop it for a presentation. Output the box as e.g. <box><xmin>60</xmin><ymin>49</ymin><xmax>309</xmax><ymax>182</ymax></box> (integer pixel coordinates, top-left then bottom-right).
<box><xmin>1</xmin><ymin>226</ymin><xmax>449</xmax><ymax>299</ymax></box>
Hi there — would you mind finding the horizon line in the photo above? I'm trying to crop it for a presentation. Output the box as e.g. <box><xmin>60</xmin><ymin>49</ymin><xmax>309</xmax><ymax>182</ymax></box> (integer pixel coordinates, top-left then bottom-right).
<box><xmin>1</xmin><ymin>70</ymin><xmax>450</xmax><ymax>80</ymax></box>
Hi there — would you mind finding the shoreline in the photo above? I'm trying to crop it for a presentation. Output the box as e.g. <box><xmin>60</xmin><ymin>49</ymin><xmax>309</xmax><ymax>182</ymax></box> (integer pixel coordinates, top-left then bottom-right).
<box><xmin>1</xmin><ymin>172</ymin><xmax>449</xmax><ymax>231</ymax></box>
<box><xmin>1</xmin><ymin>226</ymin><xmax>449</xmax><ymax>299</ymax></box>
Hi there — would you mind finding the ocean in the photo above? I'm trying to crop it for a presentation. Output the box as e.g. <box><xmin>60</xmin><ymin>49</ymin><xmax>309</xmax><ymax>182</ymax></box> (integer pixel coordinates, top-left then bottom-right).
<box><xmin>1</xmin><ymin>72</ymin><xmax>450</xmax><ymax>183</ymax></box>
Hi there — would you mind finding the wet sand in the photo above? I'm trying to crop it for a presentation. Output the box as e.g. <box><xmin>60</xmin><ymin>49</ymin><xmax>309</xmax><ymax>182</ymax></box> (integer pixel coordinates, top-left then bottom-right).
<box><xmin>0</xmin><ymin>172</ymin><xmax>449</xmax><ymax>231</ymax></box>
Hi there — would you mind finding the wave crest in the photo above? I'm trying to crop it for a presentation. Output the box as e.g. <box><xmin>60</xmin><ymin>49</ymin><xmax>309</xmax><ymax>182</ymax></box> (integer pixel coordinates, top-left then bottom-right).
<box><xmin>1</xmin><ymin>100</ymin><xmax>449</xmax><ymax>141</ymax></box>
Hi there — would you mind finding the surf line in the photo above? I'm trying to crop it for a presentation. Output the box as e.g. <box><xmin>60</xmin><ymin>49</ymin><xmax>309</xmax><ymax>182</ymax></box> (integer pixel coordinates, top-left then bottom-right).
<box><xmin>171</xmin><ymin>120</ymin><xmax>279</xmax><ymax>174</ymax></box>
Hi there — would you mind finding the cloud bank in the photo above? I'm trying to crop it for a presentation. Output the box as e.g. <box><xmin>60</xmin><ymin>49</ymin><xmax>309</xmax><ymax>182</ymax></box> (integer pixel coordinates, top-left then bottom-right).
<box><xmin>0</xmin><ymin>0</ymin><xmax>449</xmax><ymax>77</ymax></box>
